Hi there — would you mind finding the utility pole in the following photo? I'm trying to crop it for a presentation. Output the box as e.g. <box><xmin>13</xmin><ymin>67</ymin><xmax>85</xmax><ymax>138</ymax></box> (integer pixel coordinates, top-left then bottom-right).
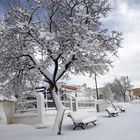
<box><xmin>94</xmin><ymin>72</ymin><xmax>99</xmax><ymax>112</ymax></box>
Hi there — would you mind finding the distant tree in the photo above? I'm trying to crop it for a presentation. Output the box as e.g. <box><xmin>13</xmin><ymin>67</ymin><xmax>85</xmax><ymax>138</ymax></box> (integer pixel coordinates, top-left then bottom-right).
<box><xmin>104</xmin><ymin>76</ymin><xmax>133</xmax><ymax>101</ymax></box>
<box><xmin>0</xmin><ymin>0</ymin><xmax>122</xmax><ymax>135</ymax></box>
<box><xmin>103</xmin><ymin>83</ymin><xmax>114</xmax><ymax>101</ymax></box>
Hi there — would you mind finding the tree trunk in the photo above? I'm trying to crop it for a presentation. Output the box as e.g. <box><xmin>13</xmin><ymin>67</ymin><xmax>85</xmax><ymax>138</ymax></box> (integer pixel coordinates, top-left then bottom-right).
<box><xmin>123</xmin><ymin>93</ymin><xmax>126</xmax><ymax>102</ymax></box>
<box><xmin>52</xmin><ymin>90</ymin><xmax>65</xmax><ymax>135</ymax></box>
<box><xmin>128</xmin><ymin>91</ymin><xmax>132</xmax><ymax>101</ymax></box>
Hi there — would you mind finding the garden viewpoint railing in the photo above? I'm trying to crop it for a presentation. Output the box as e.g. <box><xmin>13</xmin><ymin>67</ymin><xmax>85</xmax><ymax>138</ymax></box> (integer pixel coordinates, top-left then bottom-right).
<box><xmin>15</xmin><ymin>94</ymin><xmax>95</xmax><ymax>113</ymax></box>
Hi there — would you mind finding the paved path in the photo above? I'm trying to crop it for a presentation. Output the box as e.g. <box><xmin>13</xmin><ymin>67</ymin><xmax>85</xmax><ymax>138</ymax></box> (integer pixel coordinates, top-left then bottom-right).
<box><xmin>0</xmin><ymin>100</ymin><xmax>140</xmax><ymax>140</ymax></box>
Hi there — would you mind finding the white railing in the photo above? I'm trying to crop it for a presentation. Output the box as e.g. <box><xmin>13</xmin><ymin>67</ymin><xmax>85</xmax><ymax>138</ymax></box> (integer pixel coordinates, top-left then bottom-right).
<box><xmin>15</xmin><ymin>100</ymin><xmax>37</xmax><ymax>113</ymax></box>
<box><xmin>44</xmin><ymin>99</ymin><xmax>55</xmax><ymax>110</ymax></box>
<box><xmin>15</xmin><ymin>95</ymin><xmax>95</xmax><ymax>113</ymax></box>
<box><xmin>78</xmin><ymin>101</ymin><xmax>95</xmax><ymax>109</ymax></box>
<box><xmin>44</xmin><ymin>99</ymin><xmax>75</xmax><ymax>111</ymax></box>
<box><xmin>14</xmin><ymin>94</ymin><xmax>96</xmax><ymax>124</ymax></box>
<box><xmin>43</xmin><ymin>98</ymin><xmax>95</xmax><ymax>111</ymax></box>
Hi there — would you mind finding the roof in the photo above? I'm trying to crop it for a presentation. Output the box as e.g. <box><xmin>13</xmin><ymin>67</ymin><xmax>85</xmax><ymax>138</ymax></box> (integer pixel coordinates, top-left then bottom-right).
<box><xmin>133</xmin><ymin>88</ymin><xmax>140</xmax><ymax>96</ymax></box>
<box><xmin>62</xmin><ymin>85</ymin><xmax>77</xmax><ymax>91</ymax></box>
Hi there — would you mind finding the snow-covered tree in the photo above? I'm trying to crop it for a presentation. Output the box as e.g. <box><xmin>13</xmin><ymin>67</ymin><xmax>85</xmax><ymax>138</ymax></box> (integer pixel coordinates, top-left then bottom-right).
<box><xmin>113</xmin><ymin>77</ymin><xmax>133</xmax><ymax>101</ymax></box>
<box><xmin>105</xmin><ymin>76</ymin><xmax>133</xmax><ymax>102</ymax></box>
<box><xmin>0</xmin><ymin>0</ymin><xmax>122</xmax><ymax>135</ymax></box>
<box><xmin>103</xmin><ymin>83</ymin><xmax>114</xmax><ymax>101</ymax></box>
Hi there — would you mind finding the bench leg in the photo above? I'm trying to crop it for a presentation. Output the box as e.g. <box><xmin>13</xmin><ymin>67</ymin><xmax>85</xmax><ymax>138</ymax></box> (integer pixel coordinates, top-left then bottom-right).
<box><xmin>86</xmin><ymin>122</ymin><xmax>96</xmax><ymax>126</ymax></box>
<box><xmin>121</xmin><ymin>109</ymin><xmax>125</xmax><ymax>112</ymax></box>
<box><xmin>112</xmin><ymin>113</ymin><xmax>116</xmax><ymax>117</ymax></box>
<box><xmin>73</xmin><ymin>123</ymin><xmax>85</xmax><ymax>130</ymax></box>
<box><xmin>92</xmin><ymin>122</ymin><xmax>96</xmax><ymax>126</ymax></box>
<box><xmin>110</xmin><ymin>113</ymin><xmax>118</xmax><ymax>117</ymax></box>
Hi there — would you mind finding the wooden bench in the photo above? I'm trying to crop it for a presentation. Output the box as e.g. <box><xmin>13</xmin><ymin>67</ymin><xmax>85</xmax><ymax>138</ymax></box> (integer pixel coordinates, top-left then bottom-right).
<box><xmin>68</xmin><ymin>111</ymin><xmax>97</xmax><ymax>130</ymax></box>
<box><xmin>105</xmin><ymin>107</ymin><xmax>119</xmax><ymax>117</ymax></box>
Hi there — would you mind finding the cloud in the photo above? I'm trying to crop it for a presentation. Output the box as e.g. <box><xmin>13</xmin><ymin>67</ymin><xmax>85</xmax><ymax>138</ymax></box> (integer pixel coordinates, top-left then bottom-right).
<box><xmin>99</xmin><ymin>0</ymin><xmax>140</xmax><ymax>88</ymax></box>
<box><xmin>66</xmin><ymin>0</ymin><xmax>140</xmax><ymax>88</ymax></box>
<box><xmin>105</xmin><ymin>0</ymin><xmax>140</xmax><ymax>32</ymax></box>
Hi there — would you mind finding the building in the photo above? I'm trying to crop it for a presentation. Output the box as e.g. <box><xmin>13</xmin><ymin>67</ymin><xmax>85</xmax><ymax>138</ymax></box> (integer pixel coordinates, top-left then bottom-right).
<box><xmin>57</xmin><ymin>82</ymin><xmax>96</xmax><ymax>100</ymax></box>
<box><xmin>133</xmin><ymin>88</ymin><xmax>140</xmax><ymax>98</ymax></box>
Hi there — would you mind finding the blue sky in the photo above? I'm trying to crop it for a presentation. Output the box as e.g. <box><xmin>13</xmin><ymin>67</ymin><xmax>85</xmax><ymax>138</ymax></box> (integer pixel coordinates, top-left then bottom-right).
<box><xmin>1</xmin><ymin>0</ymin><xmax>140</xmax><ymax>88</ymax></box>
<box><xmin>0</xmin><ymin>0</ymin><xmax>9</xmax><ymax>18</ymax></box>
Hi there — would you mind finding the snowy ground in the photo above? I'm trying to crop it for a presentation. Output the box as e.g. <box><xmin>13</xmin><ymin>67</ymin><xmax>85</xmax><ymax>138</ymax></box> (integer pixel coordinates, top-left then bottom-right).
<box><xmin>0</xmin><ymin>100</ymin><xmax>140</xmax><ymax>140</ymax></box>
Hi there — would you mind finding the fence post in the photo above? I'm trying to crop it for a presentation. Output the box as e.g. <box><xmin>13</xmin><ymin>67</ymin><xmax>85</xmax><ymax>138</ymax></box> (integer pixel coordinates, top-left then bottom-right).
<box><xmin>94</xmin><ymin>99</ymin><xmax>97</xmax><ymax>112</ymax></box>
<box><xmin>75</xmin><ymin>98</ymin><xmax>78</xmax><ymax>111</ymax></box>
<box><xmin>0</xmin><ymin>102</ymin><xmax>7</xmax><ymax>124</ymax></box>
<box><xmin>70</xmin><ymin>96</ymin><xmax>73</xmax><ymax>111</ymax></box>
<box><xmin>36</xmin><ymin>93</ymin><xmax>45</xmax><ymax>124</ymax></box>
<box><xmin>44</xmin><ymin>94</ymin><xmax>48</xmax><ymax>109</ymax></box>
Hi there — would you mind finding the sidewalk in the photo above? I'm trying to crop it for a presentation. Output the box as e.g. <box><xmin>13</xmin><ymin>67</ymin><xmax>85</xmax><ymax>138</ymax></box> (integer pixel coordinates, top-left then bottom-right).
<box><xmin>0</xmin><ymin>100</ymin><xmax>140</xmax><ymax>140</ymax></box>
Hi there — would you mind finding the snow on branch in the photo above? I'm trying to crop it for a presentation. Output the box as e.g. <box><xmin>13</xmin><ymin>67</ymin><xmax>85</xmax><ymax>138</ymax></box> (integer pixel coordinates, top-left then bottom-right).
<box><xmin>21</xmin><ymin>53</ymin><xmax>53</xmax><ymax>82</ymax></box>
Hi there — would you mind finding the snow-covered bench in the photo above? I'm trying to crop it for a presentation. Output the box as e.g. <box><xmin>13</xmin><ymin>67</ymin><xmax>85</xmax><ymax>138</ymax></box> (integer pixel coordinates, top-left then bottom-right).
<box><xmin>68</xmin><ymin>111</ymin><xmax>97</xmax><ymax>130</ymax></box>
<box><xmin>116</xmin><ymin>105</ymin><xmax>125</xmax><ymax>112</ymax></box>
<box><xmin>105</xmin><ymin>107</ymin><xmax>119</xmax><ymax>117</ymax></box>
<box><xmin>108</xmin><ymin>102</ymin><xmax>126</xmax><ymax>113</ymax></box>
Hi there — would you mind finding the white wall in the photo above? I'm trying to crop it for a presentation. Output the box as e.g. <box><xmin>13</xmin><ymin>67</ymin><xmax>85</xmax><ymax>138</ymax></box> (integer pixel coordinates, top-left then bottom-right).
<box><xmin>0</xmin><ymin>101</ymin><xmax>15</xmax><ymax>124</ymax></box>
